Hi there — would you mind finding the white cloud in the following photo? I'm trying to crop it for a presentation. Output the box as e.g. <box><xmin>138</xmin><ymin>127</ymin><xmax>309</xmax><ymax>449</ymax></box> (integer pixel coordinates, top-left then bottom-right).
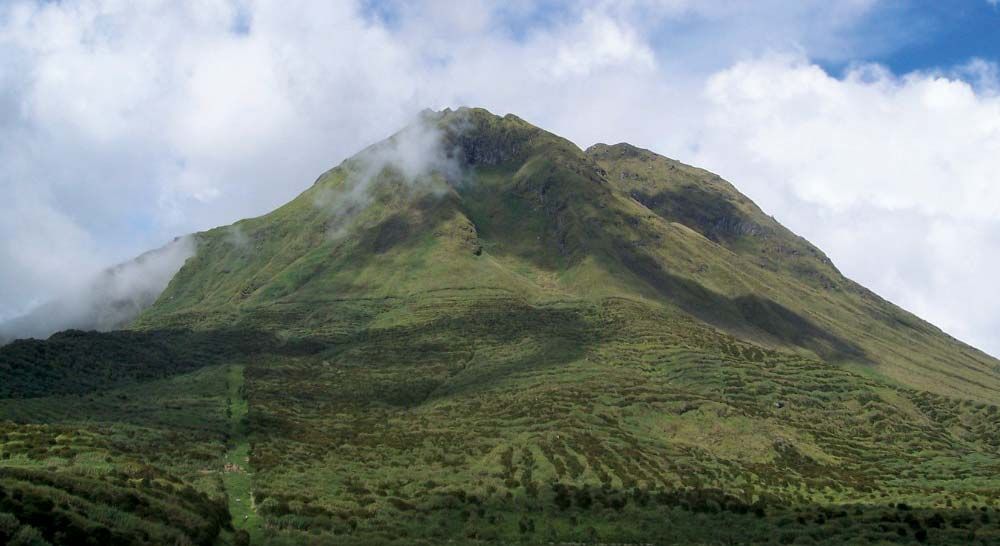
<box><xmin>0</xmin><ymin>236</ymin><xmax>196</xmax><ymax>340</ymax></box>
<box><xmin>547</xmin><ymin>8</ymin><xmax>656</xmax><ymax>77</ymax></box>
<box><xmin>0</xmin><ymin>0</ymin><xmax>423</xmax><ymax>322</ymax></box>
<box><xmin>1</xmin><ymin>0</ymin><xmax>999</xmax><ymax>358</ymax></box>
<box><xmin>700</xmin><ymin>57</ymin><xmax>1000</xmax><ymax>219</ymax></box>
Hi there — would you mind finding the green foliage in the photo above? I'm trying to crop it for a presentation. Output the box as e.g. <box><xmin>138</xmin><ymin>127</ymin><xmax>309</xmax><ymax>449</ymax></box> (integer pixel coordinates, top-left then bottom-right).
<box><xmin>0</xmin><ymin>363</ymin><xmax>238</xmax><ymax>544</ymax></box>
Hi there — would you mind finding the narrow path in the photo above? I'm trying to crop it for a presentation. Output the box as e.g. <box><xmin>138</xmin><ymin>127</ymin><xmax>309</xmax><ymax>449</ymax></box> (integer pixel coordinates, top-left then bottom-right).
<box><xmin>223</xmin><ymin>364</ymin><xmax>262</xmax><ymax>542</ymax></box>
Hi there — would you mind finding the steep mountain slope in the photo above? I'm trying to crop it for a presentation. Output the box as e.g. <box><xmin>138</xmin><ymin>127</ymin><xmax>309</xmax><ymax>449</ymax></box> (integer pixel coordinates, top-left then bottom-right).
<box><xmin>2</xmin><ymin>107</ymin><xmax>999</xmax><ymax>545</ymax></box>
<box><xmin>585</xmin><ymin>142</ymin><xmax>999</xmax><ymax>399</ymax></box>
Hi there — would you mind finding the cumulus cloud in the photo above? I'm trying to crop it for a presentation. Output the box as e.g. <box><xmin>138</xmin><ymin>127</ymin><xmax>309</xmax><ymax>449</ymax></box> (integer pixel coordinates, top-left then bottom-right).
<box><xmin>701</xmin><ymin>57</ymin><xmax>1000</xmax><ymax>218</ymax></box>
<box><xmin>1</xmin><ymin>0</ymin><xmax>998</xmax><ymax>356</ymax></box>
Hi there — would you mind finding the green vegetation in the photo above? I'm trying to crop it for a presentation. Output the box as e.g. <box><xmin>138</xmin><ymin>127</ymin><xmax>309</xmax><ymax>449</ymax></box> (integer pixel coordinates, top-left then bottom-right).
<box><xmin>2</xmin><ymin>107</ymin><xmax>999</xmax><ymax>544</ymax></box>
<box><xmin>0</xmin><ymin>365</ymin><xmax>234</xmax><ymax>544</ymax></box>
<box><xmin>239</xmin><ymin>295</ymin><xmax>1000</xmax><ymax>544</ymax></box>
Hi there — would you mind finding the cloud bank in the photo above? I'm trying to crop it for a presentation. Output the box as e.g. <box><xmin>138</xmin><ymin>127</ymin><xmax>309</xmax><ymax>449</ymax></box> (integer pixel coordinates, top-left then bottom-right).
<box><xmin>0</xmin><ymin>236</ymin><xmax>196</xmax><ymax>341</ymax></box>
<box><xmin>1</xmin><ymin>1</ymin><xmax>998</xmax><ymax>356</ymax></box>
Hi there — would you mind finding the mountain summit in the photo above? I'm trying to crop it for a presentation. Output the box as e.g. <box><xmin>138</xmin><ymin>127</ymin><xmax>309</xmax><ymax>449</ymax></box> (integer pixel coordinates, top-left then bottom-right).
<box><xmin>2</xmin><ymin>108</ymin><xmax>999</xmax><ymax>545</ymax></box>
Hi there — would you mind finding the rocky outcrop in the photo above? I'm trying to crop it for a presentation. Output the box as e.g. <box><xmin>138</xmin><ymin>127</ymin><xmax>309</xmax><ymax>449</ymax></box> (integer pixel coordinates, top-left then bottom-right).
<box><xmin>438</xmin><ymin>108</ymin><xmax>541</xmax><ymax>167</ymax></box>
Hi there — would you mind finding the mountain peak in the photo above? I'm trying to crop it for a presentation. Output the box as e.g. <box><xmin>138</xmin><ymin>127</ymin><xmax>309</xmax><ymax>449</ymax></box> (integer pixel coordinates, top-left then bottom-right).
<box><xmin>124</xmin><ymin>108</ymin><xmax>1000</xmax><ymax>402</ymax></box>
<box><xmin>586</xmin><ymin>141</ymin><xmax>658</xmax><ymax>160</ymax></box>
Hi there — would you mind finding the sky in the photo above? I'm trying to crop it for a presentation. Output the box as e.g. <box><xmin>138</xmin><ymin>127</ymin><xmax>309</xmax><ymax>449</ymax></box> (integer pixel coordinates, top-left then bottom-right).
<box><xmin>1</xmin><ymin>0</ymin><xmax>999</xmax><ymax>356</ymax></box>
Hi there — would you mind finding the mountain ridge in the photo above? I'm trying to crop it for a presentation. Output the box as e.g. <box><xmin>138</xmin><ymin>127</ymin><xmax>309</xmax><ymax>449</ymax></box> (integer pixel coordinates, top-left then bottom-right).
<box><xmin>135</xmin><ymin>107</ymin><xmax>999</xmax><ymax>401</ymax></box>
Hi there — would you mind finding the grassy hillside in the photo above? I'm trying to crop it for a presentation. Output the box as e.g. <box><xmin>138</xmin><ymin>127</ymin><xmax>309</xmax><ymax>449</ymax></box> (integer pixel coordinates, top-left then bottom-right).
<box><xmin>0</xmin><ymin>362</ymin><xmax>234</xmax><ymax>545</ymax></box>
<box><xmin>2</xmin><ymin>107</ymin><xmax>999</xmax><ymax>545</ymax></box>
<box><xmin>239</xmin><ymin>295</ymin><xmax>1000</xmax><ymax>544</ymax></box>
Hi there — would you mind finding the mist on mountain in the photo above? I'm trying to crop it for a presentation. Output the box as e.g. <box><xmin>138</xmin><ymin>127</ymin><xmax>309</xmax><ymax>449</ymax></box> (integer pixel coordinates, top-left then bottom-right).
<box><xmin>0</xmin><ymin>236</ymin><xmax>196</xmax><ymax>343</ymax></box>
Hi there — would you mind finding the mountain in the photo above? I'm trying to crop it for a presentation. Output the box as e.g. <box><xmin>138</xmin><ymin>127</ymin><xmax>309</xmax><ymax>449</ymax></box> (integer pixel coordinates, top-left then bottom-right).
<box><xmin>139</xmin><ymin>107</ymin><xmax>998</xmax><ymax>400</ymax></box>
<box><xmin>1</xmin><ymin>107</ymin><xmax>999</xmax><ymax>545</ymax></box>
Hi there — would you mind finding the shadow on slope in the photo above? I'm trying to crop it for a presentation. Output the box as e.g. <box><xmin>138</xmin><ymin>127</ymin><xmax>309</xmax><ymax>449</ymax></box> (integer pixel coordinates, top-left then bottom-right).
<box><xmin>0</xmin><ymin>328</ymin><xmax>322</xmax><ymax>400</ymax></box>
<box><xmin>617</xmin><ymin>248</ymin><xmax>868</xmax><ymax>363</ymax></box>
<box><xmin>253</xmin><ymin>299</ymin><xmax>598</xmax><ymax>413</ymax></box>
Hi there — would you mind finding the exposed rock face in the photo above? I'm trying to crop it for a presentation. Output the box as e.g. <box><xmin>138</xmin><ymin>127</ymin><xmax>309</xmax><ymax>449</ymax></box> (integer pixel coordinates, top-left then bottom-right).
<box><xmin>455</xmin><ymin>130</ymin><xmax>527</xmax><ymax>166</ymax></box>
<box><xmin>629</xmin><ymin>189</ymin><xmax>767</xmax><ymax>242</ymax></box>
<box><xmin>713</xmin><ymin>215</ymin><xmax>766</xmax><ymax>238</ymax></box>
<box><xmin>437</xmin><ymin>108</ymin><xmax>542</xmax><ymax>167</ymax></box>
